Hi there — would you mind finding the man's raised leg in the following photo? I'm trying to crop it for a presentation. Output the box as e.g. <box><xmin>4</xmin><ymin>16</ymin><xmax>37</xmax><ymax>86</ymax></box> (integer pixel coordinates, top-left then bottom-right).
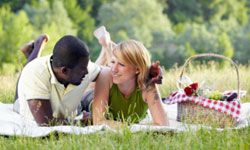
<box><xmin>20</xmin><ymin>34</ymin><xmax>49</xmax><ymax>64</ymax></box>
<box><xmin>14</xmin><ymin>34</ymin><xmax>49</xmax><ymax>101</ymax></box>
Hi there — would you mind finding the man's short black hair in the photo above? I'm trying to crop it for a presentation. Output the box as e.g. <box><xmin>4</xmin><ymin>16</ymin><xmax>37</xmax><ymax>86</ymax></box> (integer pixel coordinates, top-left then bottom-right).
<box><xmin>52</xmin><ymin>35</ymin><xmax>89</xmax><ymax>69</ymax></box>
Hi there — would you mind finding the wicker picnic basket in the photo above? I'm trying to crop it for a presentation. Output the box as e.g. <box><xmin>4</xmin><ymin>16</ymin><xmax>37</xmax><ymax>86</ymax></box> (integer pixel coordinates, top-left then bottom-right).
<box><xmin>176</xmin><ymin>53</ymin><xmax>240</xmax><ymax>128</ymax></box>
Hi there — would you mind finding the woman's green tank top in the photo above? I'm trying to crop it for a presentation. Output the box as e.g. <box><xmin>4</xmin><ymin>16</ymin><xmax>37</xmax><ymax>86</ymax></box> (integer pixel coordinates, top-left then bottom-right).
<box><xmin>107</xmin><ymin>84</ymin><xmax>148</xmax><ymax>123</ymax></box>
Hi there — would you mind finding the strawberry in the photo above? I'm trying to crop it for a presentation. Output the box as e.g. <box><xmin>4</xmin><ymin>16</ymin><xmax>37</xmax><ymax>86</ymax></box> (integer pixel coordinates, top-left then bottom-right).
<box><xmin>184</xmin><ymin>86</ymin><xmax>193</xmax><ymax>96</ymax></box>
<box><xmin>184</xmin><ymin>83</ymin><xmax>199</xmax><ymax>96</ymax></box>
<box><xmin>189</xmin><ymin>82</ymin><xmax>198</xmax><ymax>91</ymax></box>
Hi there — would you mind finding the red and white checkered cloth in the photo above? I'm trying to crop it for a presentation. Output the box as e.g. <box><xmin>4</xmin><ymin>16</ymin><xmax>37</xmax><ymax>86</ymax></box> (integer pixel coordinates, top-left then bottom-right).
<box><xmin>163</xmin><ymin>91</ymin><xmax>241</xmax><ymax>119</ymax></box>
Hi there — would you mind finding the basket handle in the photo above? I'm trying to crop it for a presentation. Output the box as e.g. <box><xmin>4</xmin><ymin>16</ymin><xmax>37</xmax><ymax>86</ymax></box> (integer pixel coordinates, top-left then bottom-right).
<box><xmin>179</xmin><ymin>53</ymin><xmax>240</xmax><ymax>99</ymax></box>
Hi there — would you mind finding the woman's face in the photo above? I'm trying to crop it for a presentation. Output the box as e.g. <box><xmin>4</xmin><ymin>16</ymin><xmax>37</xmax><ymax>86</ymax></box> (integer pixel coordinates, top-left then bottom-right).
<box><xmin>110</xmin><ymin>56</ymin><xmax>138</xmax><ymax>85</ymax></box>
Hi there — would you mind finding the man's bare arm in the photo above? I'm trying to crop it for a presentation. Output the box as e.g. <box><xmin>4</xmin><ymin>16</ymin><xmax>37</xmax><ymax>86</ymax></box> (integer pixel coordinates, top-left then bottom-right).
<box><xmin>28</xmin><ymin>99</ymin><xmax>67</xmax><ymax>126</ymax></box>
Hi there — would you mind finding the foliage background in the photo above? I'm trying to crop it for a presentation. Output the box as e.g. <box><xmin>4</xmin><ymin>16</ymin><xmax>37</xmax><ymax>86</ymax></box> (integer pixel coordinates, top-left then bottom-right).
<box><xmin>0</xmin><ymin>0</ymin><xmax>250</xmax><ymax>73</ymax></box>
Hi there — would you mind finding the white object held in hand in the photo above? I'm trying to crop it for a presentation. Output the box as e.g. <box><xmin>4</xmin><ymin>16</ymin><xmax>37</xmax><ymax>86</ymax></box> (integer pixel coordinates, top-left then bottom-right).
<box><xmin>94</xmin><ymin>26</ymin><xmax>106</xmax><ymax>39</ymax></box>
<box><xmin>94</xmin><ymin>26</ymin><xmax>111</xmax><ymax>47</ymax></box>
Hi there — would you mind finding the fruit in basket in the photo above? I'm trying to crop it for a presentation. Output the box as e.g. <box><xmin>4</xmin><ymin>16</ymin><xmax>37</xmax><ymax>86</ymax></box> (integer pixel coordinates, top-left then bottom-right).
<box><xmin>184</xmin><ymin>82</ymin><xmax>199</xmax><ymax>96</ymax></box>
<box><xmin>221</xmin><ymin>92</ymin><xmax>238</xmax><ymax>101</ymax></box>
<box><xmin>205</xmin><ymin>90</ymin><xmax>223</xmax><ymax>100</ymax></box>
<box><xmin>227</xmin><ymin>92</ymin><xmax>238</xmax><ymax>101</ymax></box>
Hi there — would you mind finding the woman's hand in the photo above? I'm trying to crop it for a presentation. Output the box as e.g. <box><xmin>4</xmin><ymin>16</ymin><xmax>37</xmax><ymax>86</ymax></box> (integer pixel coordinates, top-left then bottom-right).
<box><xmin>146</xmin><ymin>61</ymin><xmax>163</xmax><ymax>87</ymax></box>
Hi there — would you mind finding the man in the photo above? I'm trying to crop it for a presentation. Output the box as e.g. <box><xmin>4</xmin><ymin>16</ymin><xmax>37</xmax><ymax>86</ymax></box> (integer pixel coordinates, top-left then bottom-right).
<box><xmin>14</xmin><ymin>34</ymin><xmax>101</xmax><ymax>126</ymax></box>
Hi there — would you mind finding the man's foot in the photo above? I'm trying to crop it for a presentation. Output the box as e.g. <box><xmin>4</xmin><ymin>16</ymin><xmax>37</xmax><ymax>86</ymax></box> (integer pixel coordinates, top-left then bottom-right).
<box><xmin>20</xmin><ymin>40</ymin><xmax>34</xmax><ymax>59</ymax></box>
<box><xmin>20</xmin><ymin>34</ymin><xmax>49</xmax><ymax>59</ymax></box>
<box><xmin>33</xmin><ymin>33</ymin><xmax>49</xmax><ymax>58</ymax></box>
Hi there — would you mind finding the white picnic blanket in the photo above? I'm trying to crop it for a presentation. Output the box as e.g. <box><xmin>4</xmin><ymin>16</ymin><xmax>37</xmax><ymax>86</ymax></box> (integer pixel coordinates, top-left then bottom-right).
<box><xmin>0</xmin><ymin>102</ymin><xmax>249</xmax><ymax>137</ymax></box>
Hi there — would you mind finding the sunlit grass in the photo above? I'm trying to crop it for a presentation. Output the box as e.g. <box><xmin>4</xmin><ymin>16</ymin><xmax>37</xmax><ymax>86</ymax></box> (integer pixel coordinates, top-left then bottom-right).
<box><xmin>159</xmin><ymin>63</ymin><xmax>250</xmax><ymax>102</ymax></box>
<box><xmin>1</xmin><ymin>63</ymin><xmax>249</xmax><ymax>103</ymax></box>
<box><xmin>0</xmin><ymin>74</ymin><xmax>18</xmax><ymax>103</ymax></box>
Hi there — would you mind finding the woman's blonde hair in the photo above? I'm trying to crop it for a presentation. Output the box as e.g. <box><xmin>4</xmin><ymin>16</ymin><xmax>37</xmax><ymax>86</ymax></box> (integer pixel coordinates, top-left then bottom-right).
<box><xmin>112</xmin><ymin>39</ymin><xmax>151</xmax><ymax>89</ymax></box>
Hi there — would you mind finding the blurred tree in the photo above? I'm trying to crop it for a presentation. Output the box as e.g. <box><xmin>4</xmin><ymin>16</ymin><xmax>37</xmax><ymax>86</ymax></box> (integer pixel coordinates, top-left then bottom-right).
<box><xmin>23</xmin><ymin>1</ymin><xmax>51</xmax><ymax>31</ymax></box>
<box><xmin>179</xmin><ymin>23</ymin><xmax>234</xmax><ymax>56</ymax></box>
<box><xmin>164</xmin><ymin>0</ymin><xmax>208</xmax><ymax>23</ymax></box>
<box><xmin>232</xmin><ymin>24</ymin><xmax>250</xmax><ymax>64</ymax></box>
<box><xmin>77</xmin><ymin>0</ymin><xmax>114</xmax><ymax>20</ymax></box>
<box><xmin>63</xmin><ymin>0</ymin><xmax>95</xmax><ymax>43</ymax></box>
<box><xmin>157</xmin><ymin>0</ymin><xmax>248</xmax><ymax>67</ymax></box>
<box><xmin>0</xmin><ymin>5</ymin><xmax>33</xmax><ymax>69</ymax></box>
<box><xmin>23</xmin><ymin>0</ymin><xmax>76</xmax><ymax>55</ymax></box>
<box><xmin>0</xmin><ymin>0</ymin><xmax>44</xmax><ymax>12</ymax></box>
<box><xmin>164</xmin><ymin>0</ymin><xmax>248</xmax><ymax>26</ymax></box>
<box><xmin>155</xmin><ymin>23</ymin><xmax>235</xmax><ymax>68</ymax></box>
<box><xmin>98</xmin><ymin>0</ymin><xmax>173</xmax><ymax>48</ymax></box>
<box><xmin>209</xmin><ymin>0</ymin><xmax>248</xmax><ymax>25</ymax></box>
<box><xmin>0</xmin><ymin>0</ymin><xmax>250</xmax><ymax>69</ymax></box>
<box><xmin>218</xmin><ymin>33</ymin><xmax>234</xmax><ymax>58</ymax></box>
<box><xmin>63</xmin><ymin>0</ymin><xmax>115</xmax><ymax>60</ymax></box>
<box><xmin>0</xmin><ymin>0</ymin><xmax>25</xmax><ymax>12</ymax></box>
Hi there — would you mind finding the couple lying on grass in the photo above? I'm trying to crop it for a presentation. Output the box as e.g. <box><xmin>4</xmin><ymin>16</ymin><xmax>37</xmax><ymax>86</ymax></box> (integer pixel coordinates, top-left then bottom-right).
<box><xmin>13</xmin><ymin>27</ymin><xmax>169</xmax><ymax>128</ymax></box>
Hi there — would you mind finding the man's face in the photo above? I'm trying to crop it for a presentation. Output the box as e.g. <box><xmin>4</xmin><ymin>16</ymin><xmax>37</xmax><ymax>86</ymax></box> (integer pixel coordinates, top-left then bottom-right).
<box><xmin>66</xmin><ymin>57</ymin><xmax>89</xmax><ymax>85</ymax></box>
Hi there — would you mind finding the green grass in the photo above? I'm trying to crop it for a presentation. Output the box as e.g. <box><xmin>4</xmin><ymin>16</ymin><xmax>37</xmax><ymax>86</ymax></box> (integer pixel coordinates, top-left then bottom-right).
<box><xmin>0</xmin><ymin>127</ymin><xmax>249</xmax><ymax>150</ymax></box>
<box><xmin>0</xmin><ymin>74</ymin><xmax>18</xmax><ymax>103</ymax></box>
<box><xmin>0</xmin><ymin>63</ymin><xmax>250</xmax><ymax>150</ymax></box>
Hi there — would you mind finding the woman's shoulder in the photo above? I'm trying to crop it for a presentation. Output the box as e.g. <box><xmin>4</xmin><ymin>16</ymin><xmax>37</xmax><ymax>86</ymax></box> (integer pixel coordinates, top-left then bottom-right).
<box><xmin>98</xmin><ymin>66</ymin><xmax>113</xmax><ymax>88</ymax></box>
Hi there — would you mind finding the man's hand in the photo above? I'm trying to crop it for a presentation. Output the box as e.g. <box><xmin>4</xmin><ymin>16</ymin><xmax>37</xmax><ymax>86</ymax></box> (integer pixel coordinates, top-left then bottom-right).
<box><xmin>146</xmin><ymin>61</ymin><xmax>163</xmax><ymax>87</ymax></box>
<box><xmin>81</xmin><ymin>111</ymin><xmax>92</xmax><ymax>125</ymax></box>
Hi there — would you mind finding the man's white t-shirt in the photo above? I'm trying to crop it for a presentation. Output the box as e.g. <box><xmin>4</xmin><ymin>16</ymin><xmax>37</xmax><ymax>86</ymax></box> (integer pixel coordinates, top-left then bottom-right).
<box><xmin>14</xmin><ymin>55</ymin><xmax>100</xmax><ymax>121</ymax></box>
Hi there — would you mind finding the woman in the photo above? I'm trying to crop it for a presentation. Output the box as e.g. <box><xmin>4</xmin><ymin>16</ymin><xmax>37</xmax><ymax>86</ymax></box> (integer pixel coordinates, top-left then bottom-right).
<box><xmin>92</xmin><ymin>37</ymin><xmax>169</xmax><ymax>127</ymax></box>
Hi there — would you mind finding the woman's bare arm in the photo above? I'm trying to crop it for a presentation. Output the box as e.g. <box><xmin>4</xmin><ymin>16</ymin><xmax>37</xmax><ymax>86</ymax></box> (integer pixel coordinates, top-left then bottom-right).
<box><xmin>143</xmin><ymin>84</ymin><xmax>169</xmax><ymax>126</ymax></box>
<box><xmin>92</xmin><ymin>67</ymin><xmax>124</xmax><ymax>128</ymax></box>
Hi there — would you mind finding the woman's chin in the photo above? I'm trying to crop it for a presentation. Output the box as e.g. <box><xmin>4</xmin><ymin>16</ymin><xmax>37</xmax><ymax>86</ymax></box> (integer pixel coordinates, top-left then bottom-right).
<box><xmin>112</xmin><ymin>78</ymin><xmax>122</xmax><ymax>84</ymax></box>
<box><xmin>112</xmin><ymin>79</ymin><xmax>119</xmax><ymax>84</ymax></box>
